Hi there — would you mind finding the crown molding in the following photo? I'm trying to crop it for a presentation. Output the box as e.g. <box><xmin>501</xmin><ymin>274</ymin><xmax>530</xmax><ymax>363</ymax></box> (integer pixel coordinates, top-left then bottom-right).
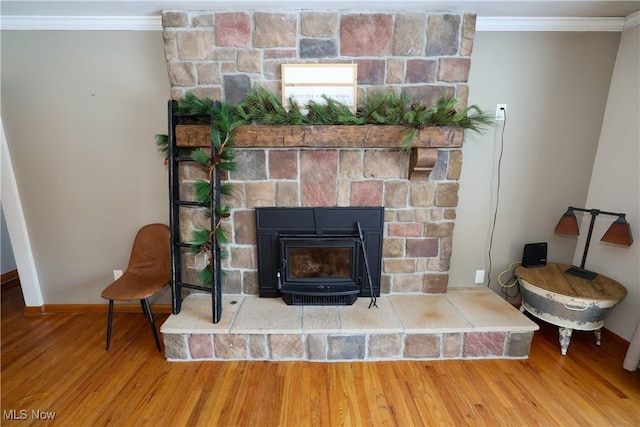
<box><xmin>0</xmin><ymin>14</ymin><xmax>633</xmax><ymax>32</ymax></box>
<box><xmin>476</xmin><ymin>16</ymin><xmax>626</xmax><ymax>31</ymax></box>
<box><xmin>624</xmin><ymin>11</ymin><xmax>640</xmax><ymax>28</ymax></box>
<box><xmin>0</xmin><ymin>15</ymin><xmax>162</xmax><ymax>31</ymax></box>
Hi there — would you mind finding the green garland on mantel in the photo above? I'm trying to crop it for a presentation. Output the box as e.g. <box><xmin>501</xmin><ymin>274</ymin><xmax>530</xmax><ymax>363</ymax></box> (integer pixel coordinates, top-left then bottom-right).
<box><xmin>155</xmin><ymin>87</ymin><xmax>492</xmax><ymax>287</ymax></box>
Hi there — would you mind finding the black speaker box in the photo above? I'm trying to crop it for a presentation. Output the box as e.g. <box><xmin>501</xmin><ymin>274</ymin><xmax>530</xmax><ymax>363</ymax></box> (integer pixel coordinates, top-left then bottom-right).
<box><xmin>522</xmin><ymin>242</ymin><xmax>547</xmax><ymax>268</ymax></box>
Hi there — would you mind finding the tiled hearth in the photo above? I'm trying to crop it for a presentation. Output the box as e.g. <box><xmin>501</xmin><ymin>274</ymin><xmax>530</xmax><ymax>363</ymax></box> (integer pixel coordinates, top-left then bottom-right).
<box><xmin>161</xmin><ymin>288</ymin><xmax>538</xmax><ymax>361</ymax></box>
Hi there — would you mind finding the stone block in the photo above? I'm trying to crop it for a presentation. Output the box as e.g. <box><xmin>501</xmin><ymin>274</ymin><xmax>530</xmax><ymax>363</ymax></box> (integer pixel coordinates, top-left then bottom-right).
<box><xmin>246</xmin><ymin>182</ymin><xmax>276</xmax><ymax>208</ymax></box>
<box><xmin>435</xmin><ymin>182</ymin><xmax>459</xmax><ymax>207</ymax></box>
<box><xmin>368</xmin><ymin>334</ymin><xmax>403</xmax><ymax>358</ymax></box>
<box><xmin>339</xmin><ymin>151</ymin><xmax>363</xmax><ymax>179</ymax></box>
<box><xmin>404</xmin><ymin>85</ymin><xmax>455</xmax><ymax>109</ymax></box>
<box><xmin>213</xmin><ymin>49</ymin><xmax>236</xmax><ymax>61</ymax></box>
<box><xmin>448</xmin><ymin>149</ymin><xmax>463</xmax><ymax>180</ymax></box>
<box><xmin>356</xmin><ymin>60</ymin><xmax>386</xmax><ymax>85</ymax></box>
<box><xmin>163</xmin><ymin>32</ymin><xmax>178</xmax><ymax>61</ymax></box>
<box><xmin>351</xmin><ymin>181</ymin><xmax>383</xmax><ymax>207</ymax></box>
<box><xmin>237</xmin><ymin>50</ymin><xmax>262</xmax><ymax>73</ymax></box>
<box><xmin>269</xmin><ymin>150</ymin><xmax>298</xmax><ymax>179</ymax></box>
<box><xmin>429</xmin><ymin>150</ymin><xmax>449</xmax><ymax>181</ymax></box>
<box><xmin>460</xmin><ymin>14</ymin><xmax>477</xmax><ymax>57</ymax></box>
<box><xmin>441</xmin><ymin>237</ymin><xmax>453</xmax><ymax>259</ymax></box>
<box><xmin>221</xmin><ymin>270</ymin><xmax>242</xmax><ymax>294</ymax></box>
<box><xmin>215</xmin><ymin>12</ymin><xmax>251</xmax><ymax>47</ymax></box>
<box><xmin>410</xmin><ymin>181</ymin><xmax>435</xmax><ymax>208</ymax></box>
<box><xmin>230</xmin><ymin>246</ymin><xmax>253</xmax><ymax>269</ymax></box>
<box><xmin>215</xmin><ymin>334</ymin><xmax>249</xmax><ymax>359</ymax></box>
<box><xmin>337</xmin><ymin>181</ymin><xmax>350</xmax><ymax>206</ymax></box>
<box><xmin>234</xmin><ymin>210</ymin><xmax>256</xmax><ymax>245</ymax></box>
<box><xmin>423</xmin><ymin>273</ymin><xmax>448</xmax><ymax>293</ymax></box>
<box><xmin>406</xmin><ymin>238</ymin><xmax>438</xmax><ymax>258</ymax></box>
<box><xmin>424</xmin><ymin>222</ymin><xmax>454</xmax><ymax>238</ymax></box>
<box><xmin>506</xmin><ymin>331</ymin><xmax>534</xmax><ymax>357</ymax></box>
<box><xmin>397</xmin><ymin>210</ymin><xmax>414</xmax><ymax>222</ymax></box>
<box><xmin>301</xmin><ymin>12</ymin><xmax>338</xmax><ymax>37</ymax></box>
<box><xmin>301</xmin><ymin>150</ymin><xmax>338</xmax><ymax>207</ymax></box>
<box><xmin>177</xmin><ymin>31</ymin><xmax>215</xmax><ymax>60</ymax></box>
<box><xmin>163</xmin><ymin>334</ymin><xmax>188</xmax><ymax>360</ymax></box>
<box><xmin>197</xmin><ymin>63</ymin><xmax>220</xmax><ymax>85</ymax></box>
<box><xmin>250</xmin><ymin>334</ymin><xmax>268</xmax><ymax>359</ymax></box>
<box><xmin>384</xmin><ymin>181</ymin><xmax>409</xmax><ymax>208</ymax></box>
<box><xmin>364</xmin><ymin>150</ymin><xmax>402</xmax><ymax>178</ymax></box>
<box><xmin>439</xmin><ymin>58</ymin><xmax>471</xmax><ymax>83</ymax></box>
<box><xmin>404</xmin><ymin>334</ymin><xmax>441</xmax><ymax>358</ymax></box>
<box><xmin>276</xmin><ymin>181</ymin><xmax>299</xmax><ymax>207</ymax></box>
<box><xmin>341</xmin><ymin>14</ymin><xmax>392</xmax><ymax>56</ymax></box>
<box><xmin>221</xmin><ymin>62</ymin><xmax>237</xmax><ymax>74</ymax></box>
<box><xmin>254</xmin><ymin>13</ymin><xmax>297</xmax><ymax>48</ymax></box>
<box><xmin>189</xmin><ymin>334</ymin><xmax>214</xmax><ymax>359</ymax></box>
<box><xmin>380</xmin><ymin>274</ymin><xmax>392</xmax><ymax>294</ymax></box>
<box><xmin>300</xmin><ymin>39</ymin><xmax>338</xmax><ymax>58</ymax></box>
<box><xmin>221</xmin><ymin>182</ymin><xmax>245</xmax><ymax>209</ymax></box>
<box><xmin>223</xmin><ymin>74</ymin><xmax>251</xmax><ymax>105</ymax></box>
<box><xmin>189</xmin><ymin>87</ymin><xmax>222</xmax><ymax>101</ymax></box>
<box><xmin>270</xmin><ymin>335</ymin><xmax>305</xmax><ymax>360</ymax></box>
<box><xmin>243</xmin><ymin>270</ymin><xmax>259</xmax><ymax>295</ymax></box>
<box><xmin>393</xmin><ymin>275</ymin><xmax>423</xmax><ymax>292</ymax></box>
<box><xmin>168</xmin><ymin>62</ymin><xmax>196</xmax><ymax>86</ymax></box>
<box><xmin>162</xmin><ymin>11</ymin><xmax>188</xmax><ymax>27</ymax></box>
<box><xmin>393</xmin><ymin>13</ymin><xmax>427</xmax><ymax>56</ymax></box>
<box><xmin>386</xmin><ymin>59</ymin><xmax>404</xmax><ymax>84</ymax></box>
<box><xmin>405</xmin><ymin>59</ymin><xmax>437</xmax><ymax>84</ymax></box>
<box><xmin>307</xmin><ymin>334</ymin><xmax>328</xmax><ymax>360</ymax></box>
<box><xmin>264</xmin><ymin>50</ymin><xmax>297</xmax><ymax>59</ymax></box>
<box><xmin>426</xmin><ymin>14</ymin><xmax>461</xmax><ymax>56</ymax></box>
<box><xmin>463</xmin><ymin>332</ymin><xmax>506</xmax><ymax>358</ymax></box>
<box><xmin>192</xmin><ymin>13</ymin><xmax>213</xmax><ymax>27</ymax></box>
<box><xmin>383</xmin><ymin>238</ymin><xmax>404</xmax><ymax>258</ymax></box>
<box><xmin>231</xmin><ymin>150</ymin><xmax>267</xmax><ymax>180</ymax></box>
<box><xmin>442</xmin><ymin>333</ymin><xmax>462</xmax><ymax>358</ymax></box>
<box><xmin>384</xmin><ymin>259</ymin><xmax>416</xmax><ymax>274</ymax></box>
<box><xmin>388</xmin><ymin>223</ymin><xmax>423</xmax><ymax>237</ymax></box>
<box><xmin>327</xmin><ymin>335</ymin><xmax>366</xmax><ymax>360</ymax></box>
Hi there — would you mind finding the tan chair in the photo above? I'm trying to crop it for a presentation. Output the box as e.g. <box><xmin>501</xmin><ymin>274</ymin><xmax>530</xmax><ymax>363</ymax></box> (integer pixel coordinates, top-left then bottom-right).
<box><xmin>101</xmin><ymin>224</ymin><xmax>171</xmax><ymax>351</ymax></box>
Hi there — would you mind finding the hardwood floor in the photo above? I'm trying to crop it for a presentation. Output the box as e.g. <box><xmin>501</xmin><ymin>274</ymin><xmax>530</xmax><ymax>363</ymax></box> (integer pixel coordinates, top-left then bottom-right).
<box><xmin>2</xmin><ymin>284</ymin><xmax>638</xmax><ymax>426</ymax></box>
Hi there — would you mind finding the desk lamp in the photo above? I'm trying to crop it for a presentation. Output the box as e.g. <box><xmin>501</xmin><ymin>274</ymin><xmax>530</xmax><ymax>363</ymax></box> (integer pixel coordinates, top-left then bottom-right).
<box><xmin>555</xmin><ymin>207</ymin><xmax>633</xmax><ymax>280</ymax></box>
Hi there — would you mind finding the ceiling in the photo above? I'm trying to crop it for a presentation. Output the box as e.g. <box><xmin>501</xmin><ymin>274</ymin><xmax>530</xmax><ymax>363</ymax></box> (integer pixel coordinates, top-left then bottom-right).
<box><xmin>1</xmin><ymin>0</ymin><xmax>639</xmax><ymax>18</ymax></box>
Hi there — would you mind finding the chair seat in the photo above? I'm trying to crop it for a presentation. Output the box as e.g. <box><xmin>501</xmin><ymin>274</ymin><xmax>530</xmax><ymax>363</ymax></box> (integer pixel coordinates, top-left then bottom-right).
<box><xmin>101</xmin><ymin>272</ymin><xmax>169</xmax><ymax>301</ymax></box>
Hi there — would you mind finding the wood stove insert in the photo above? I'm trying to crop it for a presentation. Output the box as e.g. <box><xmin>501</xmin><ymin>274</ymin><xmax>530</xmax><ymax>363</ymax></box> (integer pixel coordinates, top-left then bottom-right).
<box><xmin>256</xmin><ymin>207</ymin><xmax>384</xmax><ymax>305</ymax></box>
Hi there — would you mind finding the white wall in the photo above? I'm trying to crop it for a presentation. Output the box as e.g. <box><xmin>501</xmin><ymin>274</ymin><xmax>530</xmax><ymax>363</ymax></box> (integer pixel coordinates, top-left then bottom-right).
<box><xmin>450</xmin><ymin>31</ymin><xmax>620</xmax><ymax>292</ymax></box>
<box><xmin>1</xmin><ymin>31</ymin><xmax>171</xmax><ymax>304</ymax></box>
<box><xmin>578</xmin><ymin>24</ymin><xmax>639</xmax><ymax>341</ymax></box>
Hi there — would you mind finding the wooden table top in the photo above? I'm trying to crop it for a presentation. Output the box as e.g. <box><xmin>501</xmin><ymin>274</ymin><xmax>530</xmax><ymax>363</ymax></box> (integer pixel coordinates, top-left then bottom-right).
<box><xmin>515</xmin><ymin>262</ymin><xmax>627</xmax><ymax>301</ymax></box>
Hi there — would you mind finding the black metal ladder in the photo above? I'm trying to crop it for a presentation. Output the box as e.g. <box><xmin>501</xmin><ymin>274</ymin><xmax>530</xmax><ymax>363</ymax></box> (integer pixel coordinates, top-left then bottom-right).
<box><xmin>167</xmin><ymin>100</ymin><xmax>222</xmax><ymax>323</ymax></box>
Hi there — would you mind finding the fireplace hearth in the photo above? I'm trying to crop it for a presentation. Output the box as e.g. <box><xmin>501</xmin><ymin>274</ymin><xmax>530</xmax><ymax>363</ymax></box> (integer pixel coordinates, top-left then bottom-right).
<box><xmin>256</xmin><ymin>207</ymin><xmax>384</xmax><ymax>305</ymax></box>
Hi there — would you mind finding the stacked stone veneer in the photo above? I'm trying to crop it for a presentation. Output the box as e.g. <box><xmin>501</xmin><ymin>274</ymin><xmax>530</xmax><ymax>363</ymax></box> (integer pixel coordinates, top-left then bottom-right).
<box><xmin>163</xmin><ymin>10</ymin><xmax>477</xmax><ymax>295</ymax></box>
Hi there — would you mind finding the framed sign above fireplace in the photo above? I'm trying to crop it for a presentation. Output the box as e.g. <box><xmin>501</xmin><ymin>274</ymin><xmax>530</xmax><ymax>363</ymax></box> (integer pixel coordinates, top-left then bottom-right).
<box><xmin>255</xmin><ymin>207</ymin><xmax>383</xmax><ymax>306</ymax></box>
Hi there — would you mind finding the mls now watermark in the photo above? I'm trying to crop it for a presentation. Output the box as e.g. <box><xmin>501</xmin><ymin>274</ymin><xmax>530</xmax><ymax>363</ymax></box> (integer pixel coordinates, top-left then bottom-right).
<box><xmin>3</xmin><ymin>409</ymin><xmax>56</xmax><ymax>420</ymax></box>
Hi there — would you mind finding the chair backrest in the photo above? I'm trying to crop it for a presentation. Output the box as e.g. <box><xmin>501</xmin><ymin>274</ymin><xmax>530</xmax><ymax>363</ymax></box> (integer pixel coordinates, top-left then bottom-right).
<box><xmin>126</xmin><ymin>223</ymin><xmax>171</xmax><ymax>282</ymax></box>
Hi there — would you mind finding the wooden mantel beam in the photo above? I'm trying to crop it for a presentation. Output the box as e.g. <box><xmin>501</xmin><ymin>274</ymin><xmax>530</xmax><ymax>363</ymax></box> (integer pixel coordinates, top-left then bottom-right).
<box><xmin>174</xmin><ymin>124</ymin><xmax>464</xmax><ymax>179</ymax></box>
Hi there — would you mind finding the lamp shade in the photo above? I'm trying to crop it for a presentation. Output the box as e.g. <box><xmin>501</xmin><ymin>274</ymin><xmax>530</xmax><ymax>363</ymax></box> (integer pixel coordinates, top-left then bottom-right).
<box><xmin>555</xmin><ymin>209</ymin><xmax>580</xmax><ymax>235</ymax></box>
<box><xmin>601</xmin><ymin>216</ymin><xmax>633</xmax><ymax>246</ymax></box>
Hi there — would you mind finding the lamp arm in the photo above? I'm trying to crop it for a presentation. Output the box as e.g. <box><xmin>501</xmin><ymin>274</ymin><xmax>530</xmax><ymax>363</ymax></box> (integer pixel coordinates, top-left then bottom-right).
<box><xmin>579</xmin><ymin>210</ymin><xmax>598</xmax><ymax>269</ymax></box>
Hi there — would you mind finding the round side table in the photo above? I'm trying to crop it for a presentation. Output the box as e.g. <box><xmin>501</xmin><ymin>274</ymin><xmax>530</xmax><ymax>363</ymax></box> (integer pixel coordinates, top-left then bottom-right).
<box><xmin>515</xmin><ymin>262</ymin><xmax>627</xmax><ymax>355</ymax></box>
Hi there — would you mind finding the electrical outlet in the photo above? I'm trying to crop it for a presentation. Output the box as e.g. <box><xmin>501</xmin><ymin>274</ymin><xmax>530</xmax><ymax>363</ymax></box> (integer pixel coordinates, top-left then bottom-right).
<box><xmin>495</xmin><ymin>104</ymin><xmax>507</xmax><ymax>121</ymax></box>
<box><xmin>113</xmin><ymin>270</ymin><xmax>123</xmax><ymax>280</ymax></box>
<box><xmin>475</xmin><ymin>270</ymin><xmax>485</xmax><ymax>284</ymax></box>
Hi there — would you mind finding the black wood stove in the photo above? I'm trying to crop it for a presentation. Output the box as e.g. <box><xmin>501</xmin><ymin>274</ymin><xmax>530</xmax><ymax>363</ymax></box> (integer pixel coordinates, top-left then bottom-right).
<box><xmin>255</xmin><ymin>207</ymin><xmax>384</xmax><ymax>305</ymax></box>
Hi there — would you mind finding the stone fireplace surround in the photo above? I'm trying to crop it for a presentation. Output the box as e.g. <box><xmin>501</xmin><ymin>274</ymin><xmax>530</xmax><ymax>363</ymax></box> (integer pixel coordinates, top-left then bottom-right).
<box><xmin>159</xmin><ymin>9</ymin><xmax>539</xmax><ymax>360</ymax></box>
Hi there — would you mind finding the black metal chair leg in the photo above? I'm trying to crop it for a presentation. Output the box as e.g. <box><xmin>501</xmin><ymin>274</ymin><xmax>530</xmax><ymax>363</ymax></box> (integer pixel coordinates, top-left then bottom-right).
<box><xmin>106</xmin><ymin>300</ymin><xmax>114</xmax><ymax>351</ymax></box>
<box><xmin>141</xmin><ymin>299</ymin><xmax>161</xmax><ymax>352</ymax></box>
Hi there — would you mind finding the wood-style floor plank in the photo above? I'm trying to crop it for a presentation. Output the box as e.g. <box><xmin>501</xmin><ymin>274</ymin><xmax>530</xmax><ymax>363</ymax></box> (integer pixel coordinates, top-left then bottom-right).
<box><xmin>2</xmin><ymin>285</ymin><xmax>639</xmax><ymax>426</ymax></box>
